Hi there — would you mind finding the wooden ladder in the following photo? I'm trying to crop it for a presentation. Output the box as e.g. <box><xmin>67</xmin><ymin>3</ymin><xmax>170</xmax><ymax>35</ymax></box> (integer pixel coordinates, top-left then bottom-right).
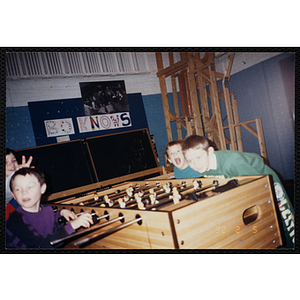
<box><xmin>155</xmin><ymin>52</ymin><xmax>268</xmax><ymax>164</ymax></box>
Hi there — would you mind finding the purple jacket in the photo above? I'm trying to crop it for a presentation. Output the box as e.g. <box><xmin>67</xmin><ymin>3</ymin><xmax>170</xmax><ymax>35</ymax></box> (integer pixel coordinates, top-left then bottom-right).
<box><xmin>6</xmin><ymin>205</ymin><xmax>75</xmax><ymax>249</ymax></box>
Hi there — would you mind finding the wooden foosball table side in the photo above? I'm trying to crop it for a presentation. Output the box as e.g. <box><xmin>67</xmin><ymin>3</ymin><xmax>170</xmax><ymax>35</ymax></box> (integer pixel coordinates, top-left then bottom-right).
<box><xmin>50</xmin><ymin>175</ymin><xmax>283</xmax><ymax>250</ymax></box>
<box><xmin>53</xmin><ymin>205</ymin><xmax>177</xmax><ymax>249</ymax></box>
<box><xmin>170</xmin><ymin>176</ymin><xmax>282</xmax><ymax>249</ymax></box>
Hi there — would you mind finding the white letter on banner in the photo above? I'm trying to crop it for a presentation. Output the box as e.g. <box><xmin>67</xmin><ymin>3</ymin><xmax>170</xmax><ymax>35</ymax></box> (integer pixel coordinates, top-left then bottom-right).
<box><xmin>77</xmin><ymin>117</ymin><xmax>91</xmax><ymax>133</ymax></box>
<box><xmin>77</xmin><ymin>112</ymin><xmax>131</xmax><ymax>133</ymax></box>
<box><xmin>100</xmin><ymin>116</ymin><xmax>111</xmax><ymax>128</ymax></box>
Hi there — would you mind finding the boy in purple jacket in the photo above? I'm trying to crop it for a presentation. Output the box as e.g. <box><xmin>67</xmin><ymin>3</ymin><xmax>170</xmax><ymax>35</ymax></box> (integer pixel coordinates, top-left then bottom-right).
<box><xmin>6</xmin><ymin>168</ymin><xmax>93</xmax><ymax>249</ymax></box>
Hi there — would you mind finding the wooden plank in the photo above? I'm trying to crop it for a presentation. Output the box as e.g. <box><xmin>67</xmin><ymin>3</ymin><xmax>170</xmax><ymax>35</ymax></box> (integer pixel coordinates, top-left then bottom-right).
<box><xmin>55</xmin><ymin>204</ymin><xmax>176</xmax><ymax>249</ymax></box>
<box><xmin>50</xmin><ymin>166</ymin><xmax>165</xmax><ymax>203</ymax></box>
<box><xmin>180</xmin><ymin>52</ymin><xmax>188</xmax><ymax>60</ymax></box>
<box><xmin>197</xmin><ymin>72</ymin><xmax>213</xmax><ymax>141</ymax></box>
<box><xmin>231</xmin><ymin>93</ymin><xmax>243</xmax><ymax>152</ymax></box>
<box><xmin>204</xmin><ymin>115</ymin><xmax>231</xmax><ymax>145</ymax></box>
<box><xmin>171</xmin><ymin>74</ymin><xmax>183</xmax><ymax>140</ymax></box>
<box><xmin>155</xmin><ymin>52</ymin><xmax>164</xmax><ymax>71</ymax></box>
<box><xmin>156</xmin><ymin>53</ymin><xmax>173</xmax><ymax>141</ymax></box>
<box><xmin>169</xmin><ymin>110</ymin><xmax>187</xmax><ymax>130</ymax></box>
<box><xmin>222</xmin><ymin>77</ymin><xmax>237</xmax><ymax>150</ymax></box>
<box><xmin>255</xmin><ymin>118</ymin><xmax>268</xmax><ymax>162</ymax></box>
<box><xmin>198</xmin><ymin>69</ymin><xmax>211</xmax><ymax>83</ymax></box>
<box><xmin>156</xmin><ymin>58</ymin><xmax>188</xmax><ymax>78</ymax></box>
<box><xmin>185</xmin><ymin>116</ymin><xmax>193</xmax><ymax>136</ymax></box>
<box><xmin>241</xmin><ymin>123</ymin><xmax>258</xmax><ymax>138</ymax></box>
<box><xmin>157</xmin><ymin>74</ymin><xmax>173</xmax><ymax>141</ymax></box>
<box><xmin>224</xmin><ymin>52</ymin><xmax>235</xmax><ymax>79</ymax></box>
<box><xmin>186</xmin><ymin>53</ymin><xmax>204</xmax><ymax>136</ymax></box>
<box><xmin>207</xmin><ymin>53</ymin><xmax>226</xmax><ymax>149</ymax></box>
<box><xmin>45</xmin><ymin>182</ymin><xmax>103</xmax><ymax>202</ymax></box>
<box><xmin>178</xmin><ymin>71</ymin><xmax>189</xmax><ymax>117</ymax></box>
<box><xmin>221</xmin><ymin>53</ymin><xmax>236</xmax><ymax>149</ymax></box>
<box><xmin>214</xmin><ymin>71</ymin><xmax>224</xmax><ymax>79</ymax></box>
<box><xmin>169</xmin><ymin>53</ymin><xmax>182</xmax><ymax>139</ymax></box>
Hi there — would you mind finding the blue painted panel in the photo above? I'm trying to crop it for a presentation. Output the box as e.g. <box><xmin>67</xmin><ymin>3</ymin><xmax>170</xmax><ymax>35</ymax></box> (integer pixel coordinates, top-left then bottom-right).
<box><xmin>27</xmin><ymin>93</ymin><xmax>149</xmax><ymax>146</ymax></box>
<box><xmin>142</xmin><ymin>93</ymin><xmax>168</xmax><ymax>166</ymax></box>
<box><xmin>6</xmin><ymin>106</ymin><xmax>36</xmax><ymax>150</ymax></box>
<box><xmin>227</xmin><ymin>53</ymin><xmax>294</xmax><ymax>180</ymax></box>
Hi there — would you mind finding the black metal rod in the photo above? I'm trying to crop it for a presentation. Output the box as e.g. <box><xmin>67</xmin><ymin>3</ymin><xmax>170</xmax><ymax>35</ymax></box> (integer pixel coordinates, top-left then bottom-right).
<box><xmin>74</xmin><ymin>217</ymin><xmax>142</xmax><ymax>247</ymax></box>
<box><xmin>50</xmin><ymin>213</ymin><xmax>120</xmax><ymax>246</ymax></box>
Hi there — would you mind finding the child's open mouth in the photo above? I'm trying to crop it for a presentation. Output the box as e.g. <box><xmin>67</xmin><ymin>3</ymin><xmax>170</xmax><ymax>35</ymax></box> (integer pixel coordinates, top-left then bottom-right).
<box><xmin>175</xmin><ymin>158</ymin><xmax>181</xmax><ymax>165</ymax></box>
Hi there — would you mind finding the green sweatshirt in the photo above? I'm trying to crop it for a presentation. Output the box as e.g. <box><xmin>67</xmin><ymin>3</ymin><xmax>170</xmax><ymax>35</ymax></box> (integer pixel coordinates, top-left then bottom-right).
<box><xmin>200</xmin><ymin>150</ymin><xmax>294</xmax><ymax>248</ymax></box>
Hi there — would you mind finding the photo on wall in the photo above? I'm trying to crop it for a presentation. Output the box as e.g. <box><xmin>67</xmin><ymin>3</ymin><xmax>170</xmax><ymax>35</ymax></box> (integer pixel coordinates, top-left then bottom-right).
<box><xmin>79</xmin><ymin>80</ymin><xmax>129</xmax><ymax>116</ymax></box>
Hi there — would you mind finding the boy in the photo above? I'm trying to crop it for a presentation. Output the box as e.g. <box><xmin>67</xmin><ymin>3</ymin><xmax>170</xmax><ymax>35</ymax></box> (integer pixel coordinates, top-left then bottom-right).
<box><xmin>165</xmin><ymin>140</ymin><xmax>200</xmax><ymax>179</ymax></box>
<box><xmin>6</xmin><ymin>148</ymin><xmax>33</xmax><ymax>206</ymax></box>
<box><xmin>6</xmin><ymin>168</ymin><xmax>93</xmax><ymax>248</ymax></box>
<box><xmin>6</xmin><ymin>148</ymin><xmax>35</xmax><ymax>220</ymax></box>
<box><xmin>182</xmin><ymin>135</ymin><xmax>295</xmax><ymax>248</ymax></box>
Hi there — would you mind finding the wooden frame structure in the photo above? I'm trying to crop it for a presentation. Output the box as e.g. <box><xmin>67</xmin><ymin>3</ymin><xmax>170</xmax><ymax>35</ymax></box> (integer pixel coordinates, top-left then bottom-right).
<box><xmin>155</xmin><ymin>52</ymin><xmax>268</xmax><ymax>163</ymax></box>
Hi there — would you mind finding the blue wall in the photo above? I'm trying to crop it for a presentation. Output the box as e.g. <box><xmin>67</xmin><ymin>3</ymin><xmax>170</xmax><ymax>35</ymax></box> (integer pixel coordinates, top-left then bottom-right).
<box><xmin>226</xmin><ymin>53</ymin><xmax>294</xmax><ymax>181</ymax></box>
<box><xmin>6</xmin><ymin>106</ymin><xmax>36</xmax><ymax>149</ymax></box>
<box><xmin>142</xmin><ymin>93</ymin><xmax>168</xmax><ymax>166</ymax></box>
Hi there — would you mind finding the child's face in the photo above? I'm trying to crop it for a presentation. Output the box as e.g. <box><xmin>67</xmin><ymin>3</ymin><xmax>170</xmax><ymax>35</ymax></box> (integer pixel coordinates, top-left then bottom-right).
<box><xmin>167</xmin><ymin>144</ymin><xmax>188</xmax><ymax>170</ymax></box>
<box><xmin>6</xmin><ymin>153</ymin><xmax>18</xmax><ymax>178</ymax></box>
<box><xmin>184</xmin><ymin>147</ymin><xmax>211</xmax><ymax>173</ymax></box>
<box><xmin>11</xmin><ymin>174</ymin><xmax>46</xmax><ymax>213</ymax></box>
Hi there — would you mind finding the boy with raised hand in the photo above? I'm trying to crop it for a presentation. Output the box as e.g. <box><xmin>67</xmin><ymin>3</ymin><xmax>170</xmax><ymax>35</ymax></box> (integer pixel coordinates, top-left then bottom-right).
<box><xmin>6</xmin><ymin>168</ymin><xmax>93</xmax><ymax>249</ymax></box>
<box><xmin>165</xmin><ymin>140</ymin><xmax>200</xmax><ymax>179</ymax></box>
<box><xmin>181</xmin><ymin>135</ymin><xmax>294</xmax><ymax>249</ymax></box>
<box><xmin>6</xmin><ymin>148</ymin><xmax>33</xmax><ymax>206</ymax></box>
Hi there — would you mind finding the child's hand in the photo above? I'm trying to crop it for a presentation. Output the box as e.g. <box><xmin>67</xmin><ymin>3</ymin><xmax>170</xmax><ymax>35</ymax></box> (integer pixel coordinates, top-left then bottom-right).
<box><xmin>17</xmin><ymin>155</ymin><xmax>34</xmax><ymax>170</ymax></box>
<box><xmin>70</xmin><ymin>213</ymin><xmax>93</xmax><ymax>230</ymax></box>
<box><xmin>60</xmin><ymin>209</ymin><xmax>77</xmax><ymax>222</ymax></box>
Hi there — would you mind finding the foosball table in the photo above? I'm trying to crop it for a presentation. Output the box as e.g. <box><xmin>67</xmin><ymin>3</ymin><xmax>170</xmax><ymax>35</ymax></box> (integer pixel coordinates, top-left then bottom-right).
<box><xmin>49</xmin><ymin>175</ymin><xmax>282</xmax><ymax>249</ymax></box>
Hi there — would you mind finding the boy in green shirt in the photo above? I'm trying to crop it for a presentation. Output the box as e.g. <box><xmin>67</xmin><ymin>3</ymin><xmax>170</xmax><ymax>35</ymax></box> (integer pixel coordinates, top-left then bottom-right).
<box><xmin>182</xmin><ymin>135</ymin><xmax>294</xmax><ymax>249</ymax></box>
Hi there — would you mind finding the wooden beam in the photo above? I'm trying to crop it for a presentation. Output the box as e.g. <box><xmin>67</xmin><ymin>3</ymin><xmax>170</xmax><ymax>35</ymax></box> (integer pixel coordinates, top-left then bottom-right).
<box><xmin>186</xmin><ymin>53</ymin><xmax>204</xmax><ymax>136</ymax></box>
<box><xmin>214</xmin><ymin>71</ymin><xmax>224</xmax><ymax>79</ymax></box>
<box><xmin>156</xmin><ymin>53</ymin><xmax>173</xmax><ymax>141</ymax></box>
<box><xmin>208</xmin><ymin>53</ymin><xmax>226</xmax><ymax>149</ymax></box>
<box><xmin>222</xmin><ymin>76</ymin><xmax>237</xmax><ymax>150</ymax></box>
<box><xmin>255</xmin><ymin>118</ymin><xmax>268</xmax><ymax>161</ymax></box>
<box><xmin>241</xmin><ymin>123</ymin><xmax>258</xmax><ymax>138</ymax></box>
<box><xmin>170</xmin><ymin>52</ymin><xmax>183</xmax><ymax>140</ymax></box>
<box><xmin>197</xmin><ymin>72</ymin><xmax>213</xmax><ymax>141</ymax></box>
<box><xmin>231</xmin><ymin>93</ymin><xmax>243</xmax><ymax>152</ymax></box>
<box><xmin>169</xmin><ymin>110</ymin><xmax>187</xmax><ymax>130</ymax></box>
<box><xmin>198</xmin><ymin>69</ymin><xmax>211</xmax><ymax>83</ymax></box>
<box><xmin>178</xmin><ymin>71</ymin><xmax>189</xmax><ymax>116</ymax></box>
<box><xmin>155</xmin><ymin>52</ymin><xmax>164</xmax><ymax>72</ymax></box>
<box><xmin>156</xmin><ymin>58</ymin><xmax>188</xmax><ymax>78</ymax></box>
<box><xmin>185</xmin><ymin>116</ymin><xmax>193</xmax><ymax>136</ymax></box>
<box><xmin>224</xmin><ymin>52</ymin><xmax>235</xmax><ymax>79</ymax></box>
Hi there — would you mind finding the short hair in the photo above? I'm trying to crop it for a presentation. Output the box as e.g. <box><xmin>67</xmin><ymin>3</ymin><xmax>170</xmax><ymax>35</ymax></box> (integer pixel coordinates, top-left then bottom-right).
<box><xmin>164</xmin><ymin>140</ymin><xmax>183</xmax><ymax>158</ymax></box>
<box><xmin>181</xmin><ymin>135</ymin><xmax>211</xmax><ymax>153</ymax></box>
<box><xmin>10</xmin><ymin>168</ymin><xmax>46</xmax><ymax>191</ymax></box>
<box><xmin>6</xmin><ymin>148</ymin><xmax>16</xmax><ymax>156</ymax></box>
